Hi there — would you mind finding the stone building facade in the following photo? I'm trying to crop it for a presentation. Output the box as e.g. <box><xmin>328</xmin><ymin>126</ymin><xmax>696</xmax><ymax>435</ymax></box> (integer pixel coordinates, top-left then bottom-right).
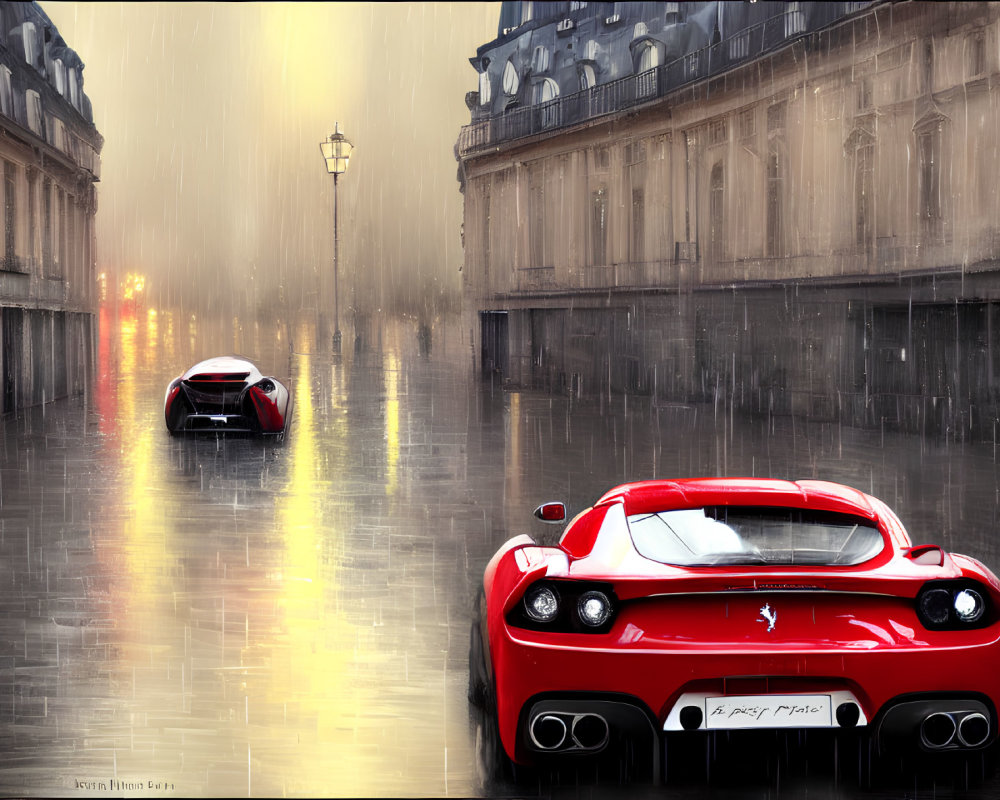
<box><xmin>0</xmin><ymin>2</ymin><xmax>102</xmax><ymax>414</ymax></box>
<box><xmin>457</xmin><ymin>1</ymin><xmax>1000</xmax><ymax>438</ymax></box>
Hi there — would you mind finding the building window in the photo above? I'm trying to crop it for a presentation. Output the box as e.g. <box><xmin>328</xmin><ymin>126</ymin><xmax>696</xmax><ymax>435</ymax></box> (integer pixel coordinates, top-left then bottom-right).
<box><xmin>26</xmin><ymin>170</ymin><xmax>35</xmax><ymax>270</ymax></box>
<box><xmin>3</xmin><ymin>161</ymin><xmax>15</xmax><ymax>270</ymax></box>
<box><xmin>502</xmin><ymin>59</ymin><xmax>519</xmax><ymax>96</ymax></box>
<box><xmin>0</xmin><ymin>67</ymin><xmax>11</xmax><ymax>118</ymax></box>
<box><xmin>857</xmin><ymin>78</ymin><xmax>872</xmax><ymax>112</ymax></box>
<box><xmin>633</xmin><ymin>22</ymin><xmax>648</xmax><ymax>39</ymax></box>
<box><xmin>624</xmin><ymin>140</ymin><xmax>646</xmax><ymax>166</ymax></box>
<box><xmin>729</xmin><ymin>30</ymin><xmax>750</xmax><ymax>60</ymax></box>
<box><xmin>583</xmin><ymin>40</ymin><xmax>599</xmax><ymax>61</ymax></box>
<box><xmin>53</xmin><ymin>59</ymin><xmax>66</xmax><ymax>95</ymax></box>
<box><xmin>967</xmin><ymin>32</ymin><xmax>986</xmax><ymax>79</ymax></box>
<box><xmin>26</xmin><ymin>91</ymin><xmax>42</xmax><ymax>137</ymax></box>
<box><xmin>68</xmin><ymin>67</ymin><xmax>80</xmax><ymax>109</ymax></box>
<box><xmin>591</xmin><ymin>185</ymin><xmax>607</xmax><ymax>266</ymax></box>
<box><xmin>630</xmin><ymin>187</ymin><xmax>645</xmax><ymax>263</ymax></box>
<box><xmin>479</xmin><ymin>71</ymin><xmax>492</xmax><ymax>106</ymax></box>
<box><xmin>639</xmin><ymin>42</ymin><xmax>659</xmax><ymax>73</ymax></box>
<box><xmin>42</xmin><ymin>178</ymin><xmax>52</xmax><ymax>276</ymax></box>
<box><xmin>922</xmin><ymin>39</ymin><xmax>934</xmax><ymax>94</ymax></box>
<box><xmin>685</xmin><ymin>51</ymin><xmax>699</xmax><ymax>78</ymax></box>
<box><xmin>916</xmin><ymin>123</ymin><xmax>941</xmax><ymax>231</ymax></box>
<box><xmin>529</xmin><ymin>168</ymin><xmax>544</xmax><ymax>267</ymax></box>
<box><xmin>854</xmin><ymin>141</ymin><xmax>874</xmax><ymax>252</ymax></box>
<box><xmin>595</xmin><ymin>147</ymin><xmax>610</xmax><ymax>171</ymax></box>
<box><xmin>22</xmin><ymin>22</ymin><xmax>37</xmax><ymax>67</ymax></box>
<box><xmin>708</xmin><ymin>119</ymin><xmax>727</xmax><ymax>147</ymax></box>
<box><xmin>767</xmin><ymin>101</ymin><xmax>786</xmax><ymax>133</ymax></box>
<box><xmin>738</xmin><ymin>108</ymin><xmax>755</xmax><ymax>140</ymax></box>
<box><xmin>767</xmin><ymin>147</ymin><xmax>783</xmax><ymax>257</ymax></box>
<box><xmin>481</xmin><ymin>189</ymin><xmax>490</xmax><ymax>281</ymax></box>
<box><xmin>536</xmin><ymin>78</ymin><xmax>560</xmax><ymax>127</ymax></box>
<box><xmin>531</xmin><ymin>46</ymin><xmax>549</xmax><ymax>74</ymax></box>
<box><xmin>520</xmin><ymin>1</ymin><xmax>533</xmax><ymax>25</ymax></box>
<box><xmin>579</xmin><ymin>64</ymin><xmax>596</xmax><ymax>91</ymax></box>
<box><xmin>784</xmin><ymin>2</ymin><xmax>805</xmax><ymax>37</ymax></box>
<box><xmin>710</xmin><ymin>161</ymin><xmax>724</xmax><ymax>262</ymax></box>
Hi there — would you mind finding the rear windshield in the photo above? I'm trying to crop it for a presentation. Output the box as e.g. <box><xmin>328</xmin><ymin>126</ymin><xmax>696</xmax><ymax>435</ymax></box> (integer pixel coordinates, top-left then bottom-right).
<box><xmin>627</xmin><ymin>506</ymin><xmax>884</xmax><ymax>567</ymax></box>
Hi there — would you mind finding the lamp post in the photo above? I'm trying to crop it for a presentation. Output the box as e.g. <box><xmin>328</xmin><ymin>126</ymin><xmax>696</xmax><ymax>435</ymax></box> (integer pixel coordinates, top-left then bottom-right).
<box><xmin>320</xmin><ymin>122</ymin><xmax>353</xmax><ymax>352</ymax></box>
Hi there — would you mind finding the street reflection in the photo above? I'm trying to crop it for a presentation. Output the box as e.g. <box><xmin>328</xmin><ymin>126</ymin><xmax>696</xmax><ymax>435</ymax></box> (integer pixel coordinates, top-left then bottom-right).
<box><xmin>8</xmin><ymin>307</ymin><xmax>1000</xmax><ymax>798</ymax></box>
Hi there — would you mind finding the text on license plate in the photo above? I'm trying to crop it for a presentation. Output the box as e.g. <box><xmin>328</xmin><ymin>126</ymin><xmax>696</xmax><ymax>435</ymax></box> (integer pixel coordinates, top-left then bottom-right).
<box><xmin>704</xmin><ymin>694</ymin><xmax>832</xmax><ymax>729</ymax></box>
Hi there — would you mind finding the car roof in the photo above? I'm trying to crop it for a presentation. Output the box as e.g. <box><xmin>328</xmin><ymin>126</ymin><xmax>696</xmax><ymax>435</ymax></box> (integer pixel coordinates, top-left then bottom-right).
<box><xmin>183</xmin><ymin>356</ymin><xmax>258</xmax><ymax>378</ymax></box>
<box><xmin>595</xmin><ymin>478</ymin><xmax>878</xmax><ymax>521</ymax></box>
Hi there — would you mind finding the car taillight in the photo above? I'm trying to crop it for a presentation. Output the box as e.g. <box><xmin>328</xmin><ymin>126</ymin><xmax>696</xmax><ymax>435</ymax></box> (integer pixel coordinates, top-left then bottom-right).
<box><xmin>511</xmin><ymin>581</ymin><xmax>617</xmax><ymax>633</ymax></box>
<box><xmin>524</xmin><ymin>584</ymin><xmax>560</xmax><ymax>623</ymax></box>
<box><xmin>577</xmin><ymin>590</ymin><xmax>613</xmax><ymax>627</ymax></box>
<box><xmin>916</xmin><ymin>581</ymin><xmax>992</xmax><ymax>630</ymax></box>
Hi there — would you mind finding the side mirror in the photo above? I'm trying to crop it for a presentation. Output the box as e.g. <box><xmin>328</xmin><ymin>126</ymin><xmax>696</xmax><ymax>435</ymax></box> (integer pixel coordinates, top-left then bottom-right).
<box><xmin>904</xmin><ymin>544</ymin><xmax>945</xmax><ymax>567</ymax></box>
<box><xmin>533</xmin><ymin>502</ymin><xmax>567</xmax><ymax>524</ymax></box>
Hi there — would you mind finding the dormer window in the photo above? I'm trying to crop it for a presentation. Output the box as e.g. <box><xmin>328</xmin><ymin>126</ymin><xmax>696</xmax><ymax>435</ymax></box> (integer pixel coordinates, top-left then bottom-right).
<box><xmin>502</xmin><ymin>59</ymin><xmax>519</xmax><ymax>96</ymax></box>
<box><xmin>53</xmin><ymin>59</ymin><xmax>66</xmax><ymax>95</ymax></box>
<box><xmin>22</xmin><ymin>22</ymin><xmax>37</xmax><ymax>67</ymax></box>
<box><xmin>68</xmin><ymin>67</ymin><xmax>80</xmax><ymax>109</ymax></box>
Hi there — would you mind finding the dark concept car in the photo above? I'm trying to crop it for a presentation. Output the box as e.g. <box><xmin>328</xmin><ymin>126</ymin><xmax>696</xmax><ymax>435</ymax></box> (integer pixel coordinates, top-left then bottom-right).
<box><xmin>470</xmin><ymin>478</ymin><xmax>1000</xmax><ymax>784</ymax></box>
<box><xmin>164</xmin><ymin>356</ymin><xmax>291</xmax><ymax>438</ymax></box>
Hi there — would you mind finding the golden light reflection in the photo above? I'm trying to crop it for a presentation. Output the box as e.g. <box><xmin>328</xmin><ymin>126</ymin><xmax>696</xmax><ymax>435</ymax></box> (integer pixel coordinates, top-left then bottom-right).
<box><xmin>116</xmin><ymin>310</ymin><xmax>163</xmax><ymax>599</ymax></box>
<box><xmin>261</xmin><ymin>320</ymin><xmax>378</xmax><ymax>792</ymax></box>
<box><xmin>385</xmin><ymin>352</ymin><xmax>400</xmax><ymax>496</ymax></box>
<box><xmin>507</xmin><ymin>391</ymin><xmax>522</xmax><ymax>505</ymax></box>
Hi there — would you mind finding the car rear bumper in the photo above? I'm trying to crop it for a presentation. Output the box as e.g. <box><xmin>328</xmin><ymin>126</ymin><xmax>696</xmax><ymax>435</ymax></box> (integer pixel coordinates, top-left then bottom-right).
<box><xmin>495</xmin><ymin>630</ymin><xmax>1000</xmax><ymax>765</ymax></box>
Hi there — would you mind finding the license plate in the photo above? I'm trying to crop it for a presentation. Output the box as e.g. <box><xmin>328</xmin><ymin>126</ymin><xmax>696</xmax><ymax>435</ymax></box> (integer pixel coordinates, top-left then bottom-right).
<box><xmin>704</xmin><ymin>694</ymin><xmax>832</xmax><ymax>730</ymax></box>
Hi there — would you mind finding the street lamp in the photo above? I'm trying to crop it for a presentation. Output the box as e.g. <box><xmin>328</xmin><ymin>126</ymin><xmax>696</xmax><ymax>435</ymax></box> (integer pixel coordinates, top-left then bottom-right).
<box><xmin>320</xmin><ymin>122</ymin><xmax>354</xmax><ymax>352</ymax></box>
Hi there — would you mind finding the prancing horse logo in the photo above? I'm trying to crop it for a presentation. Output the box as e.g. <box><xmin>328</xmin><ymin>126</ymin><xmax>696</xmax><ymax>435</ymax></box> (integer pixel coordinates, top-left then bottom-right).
<box><xmin>758</xmin><ymin>603</ymin><xmax>777</xmax><ymax>632</ymax></box>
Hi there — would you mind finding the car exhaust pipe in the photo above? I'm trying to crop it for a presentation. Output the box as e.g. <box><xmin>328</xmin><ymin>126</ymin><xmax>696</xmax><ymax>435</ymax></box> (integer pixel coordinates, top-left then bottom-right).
<box><xmin>572</xmin><ymin>713</ymin><xmax>610</xmax><ymax>750</ymax></box>
<box><xmin>957</xmin><ymin>713</ymin><xmax>991</xmax><ymax>748</ymax></box>
<box><xmin>530</xmin><ymin>714</ymin><xmax>568</xmax><ymax>750</ymax></box>
<box><xmin>920</xmin><ymin>712</ymin><xmax>957</xmax><ymax>749</ymax></box>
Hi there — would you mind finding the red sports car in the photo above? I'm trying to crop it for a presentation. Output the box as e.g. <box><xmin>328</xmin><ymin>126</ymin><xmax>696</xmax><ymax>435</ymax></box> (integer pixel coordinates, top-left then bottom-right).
<box><xmin>469</xmin><ymin>478</ymin><xmax>1000</xmax><ymax>784</ymax></box>
<box><xmin>163</xmin><ymin>356</ymin><xmax>291</xmax><ymax>438</ymax></box>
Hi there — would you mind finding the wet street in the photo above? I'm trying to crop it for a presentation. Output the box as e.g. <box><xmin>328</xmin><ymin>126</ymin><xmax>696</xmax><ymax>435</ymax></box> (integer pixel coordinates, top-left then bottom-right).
<box><xmin>2</xmin><ymin>306</ymin><xmax>1000</xmax><ymax>798</ymax></box>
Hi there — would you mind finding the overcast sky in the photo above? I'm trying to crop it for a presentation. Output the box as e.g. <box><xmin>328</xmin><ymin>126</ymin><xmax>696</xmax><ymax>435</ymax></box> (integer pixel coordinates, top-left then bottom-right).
<box><xmin>43</xmin><ymin>2</ymin><xmax>499</xmax><ymax>316</ymax></box>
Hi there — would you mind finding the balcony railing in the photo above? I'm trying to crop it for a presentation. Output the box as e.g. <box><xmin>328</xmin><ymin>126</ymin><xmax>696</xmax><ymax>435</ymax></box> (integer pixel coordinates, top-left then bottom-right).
<box><xmin>458</xmin><ymin>3</ymin><xmax>874</xmax><ymax>158</ymax></box>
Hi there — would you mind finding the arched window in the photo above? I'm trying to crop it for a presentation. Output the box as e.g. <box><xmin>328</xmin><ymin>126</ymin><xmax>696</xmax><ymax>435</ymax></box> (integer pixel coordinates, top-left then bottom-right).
<box><xmin>583</xmin><ymin>40</ymin><xmax>599</xmax><ymax>61</ymax></box>
<box><xmin>502</xmin><ymin>59</ymin><xmax>519</xmax><ymax>96</ymax></box>
<box><xmin>633</xmin><ymin>22</ymin><xmax>648</xmax><ymax>39</ymax></box>
<box><xmin>537</xmin><ymin>78</ymin><xmax>560</xmax><ymax>128</ymax></box>
<box><xmin>579</xmin><ymin>64</ymin><xmax>596</xmax><ymax>91</ymax></box>
<box><xmin>537</xmin><ymin>78</ymin><xmax>559</xmax><ymax>104</ymax></box>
